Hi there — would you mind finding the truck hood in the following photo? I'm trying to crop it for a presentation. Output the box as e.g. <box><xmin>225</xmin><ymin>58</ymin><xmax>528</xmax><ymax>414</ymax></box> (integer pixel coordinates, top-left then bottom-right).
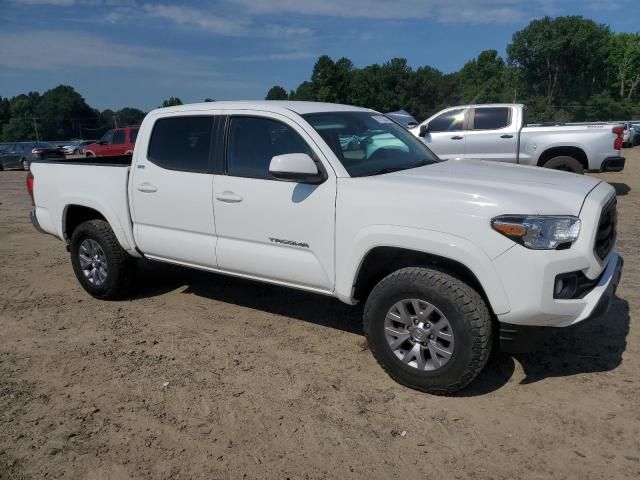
<box><xmin>384</xmin><ymin>159</ymin><xmax>600</xmax><ymax>217</ymax></box>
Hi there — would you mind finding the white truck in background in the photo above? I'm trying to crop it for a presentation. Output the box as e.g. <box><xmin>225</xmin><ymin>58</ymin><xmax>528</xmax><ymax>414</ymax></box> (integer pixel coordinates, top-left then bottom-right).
<box><xmin>28</xmin><ymin>101</ymin><xmax>623</xmax><ymax>394</ymax></box>
<box><xmin>410</xmin><ymin>104</ymin><xmax>626</xmax><ymax>174</ymax></box>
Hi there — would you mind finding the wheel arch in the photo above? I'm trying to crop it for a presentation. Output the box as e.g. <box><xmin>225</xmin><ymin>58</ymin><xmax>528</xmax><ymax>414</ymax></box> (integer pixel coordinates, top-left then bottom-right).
<box><xmin>537</xmin><ymin>146</ymin><xmax>588</xmax><ymax>170</ymax></box>
<box><xmin>61</xmin><ymin>203</ymin><xmax>138</xmax><ymax>256</ymax></box>
<box><xmin>337</xmin><ymin>227</ymin><xmax>511</xmax><ymax>315</ymax></box>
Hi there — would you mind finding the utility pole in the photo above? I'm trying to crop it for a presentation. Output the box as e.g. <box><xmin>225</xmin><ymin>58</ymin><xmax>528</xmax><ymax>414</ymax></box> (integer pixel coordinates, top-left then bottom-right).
<box><xmin>113</xmin><ymin>115</ymin><xmax>119</xmax><ymax>129</ymax></box>
<box><xmin>31</xmin><ymin>117</ymin><xmax>40</xmax><ymax>142</ymax></box>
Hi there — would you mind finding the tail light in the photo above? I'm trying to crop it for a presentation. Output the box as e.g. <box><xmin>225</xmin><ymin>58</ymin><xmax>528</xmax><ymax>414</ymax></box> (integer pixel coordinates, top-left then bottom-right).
<box><xmin>31</xmin><ymin>148</ymin><xmax>40</xmax><ymax>154</ymax></box>
<box><xmin>26</xmin><ymin>171</ymin><xmax>34</xmax><ymax>204</ymax></box>
<box><xmin>612</xmin><ymin>126</ymin><xmax>623</xmax><ymax>150</ymax></box>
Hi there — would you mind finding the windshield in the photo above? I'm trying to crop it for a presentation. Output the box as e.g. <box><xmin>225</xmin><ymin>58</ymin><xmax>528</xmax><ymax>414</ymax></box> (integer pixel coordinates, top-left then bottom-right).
<box><xmin>302</xmin><ymin>111</ymin><xmax>441</xmax><ymax>177</ymax></box>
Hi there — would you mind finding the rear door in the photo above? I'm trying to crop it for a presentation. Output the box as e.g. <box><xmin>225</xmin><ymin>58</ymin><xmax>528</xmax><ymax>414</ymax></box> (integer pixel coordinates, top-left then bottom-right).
<box><xmin>130</xmin><ymin>114</ymin><xmax>221</xmax><ymax>267</ymax></box>
<box><xmin>110</xmin><ymin>129</ymin><xmax>127</xmax><ymax>156</ymax></box>
<box><xmin>418</xmin><ymin>107</ymin><xmax>469</xmax><ymax>160</ymax></box>
<box><xmin>464</xmin><ymin>107</ymin><xmax>517</xmax><ymax>163</ymax></box>
<box><xmin>212</xmin><ymin>112</ymin><xmax>336</xmax><ymax>291</ymax></box>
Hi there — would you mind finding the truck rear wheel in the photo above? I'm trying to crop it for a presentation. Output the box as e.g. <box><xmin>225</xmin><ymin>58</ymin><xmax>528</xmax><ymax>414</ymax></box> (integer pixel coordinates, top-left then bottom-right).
<box><xmin>69</xmin><ymin>219</ymin><xmax>134</xmax><ymax>299</ymax></box>
<box><xmin>542</xmin><ymin>156</ymin><xmax>584</xmax><ymax>174</ymax></box>
<box><xmin>363</xmin><ymin>267</ymin><xmax>492</xmax><ymax>395</ymax></box>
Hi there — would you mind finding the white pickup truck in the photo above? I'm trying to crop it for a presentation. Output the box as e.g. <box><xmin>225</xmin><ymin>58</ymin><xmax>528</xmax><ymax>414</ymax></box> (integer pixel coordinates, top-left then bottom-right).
<box><xmin>28</xmin><ymin>101</ymin><xmax>623</xmax><ymax>394</ymax></box>
<box><xmin>410</xmin><ymin>103</ymin><xmax>626</xmax><ymax>174</ymax></box>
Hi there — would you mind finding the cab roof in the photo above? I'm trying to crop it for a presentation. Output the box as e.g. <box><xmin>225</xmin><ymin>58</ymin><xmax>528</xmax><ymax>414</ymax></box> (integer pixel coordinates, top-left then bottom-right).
<box><xmin>150</xmin><ymin>101</ymin><xmax>375</xmax><ymax>117</ymax></box>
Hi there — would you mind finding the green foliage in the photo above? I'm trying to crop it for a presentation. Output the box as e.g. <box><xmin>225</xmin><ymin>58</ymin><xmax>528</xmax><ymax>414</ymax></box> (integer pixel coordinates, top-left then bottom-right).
<box><xmin>161</xmin><ymin>97</ymin><xmax>183</xmax><ymax>108</ymax></box>
<box><xmin>265</xmin><ymin>85</ymin><xmax>289</xmax><ymax>100</ymax></box>
<box><xmin>280</xmin><ymin>16</ymin><xmax>639</xmax><ymax>122</ymax></box>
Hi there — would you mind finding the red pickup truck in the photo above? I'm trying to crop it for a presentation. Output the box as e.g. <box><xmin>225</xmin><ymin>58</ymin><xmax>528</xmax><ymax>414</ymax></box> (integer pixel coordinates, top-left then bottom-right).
<box><xmin>84</xmin><ymin>126</ymin><xmax>139</xmax><ymax>158</ymax></box>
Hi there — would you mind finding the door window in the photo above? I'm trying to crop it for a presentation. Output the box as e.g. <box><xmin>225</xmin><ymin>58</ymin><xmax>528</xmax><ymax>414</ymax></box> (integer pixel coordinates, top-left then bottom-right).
<box><xmin>147</xmin><ymin>116</ymin><xmax>214</xmax><ymax>173</ymax></box>
<box><xmin>428</xmin><ymin>108</ymin><xmax>467</xmax><ymax>132</ymax></box>
<box><xmin>472</xmin><ymin>108</ymin><xmax>510</xmax><ymax>130</ymax></box>
<box><xmin>227</xmin><ymin>116</ymin><xmax>312</xmax><ymax>180</ymax></box>
<box><xmin>101</xmin><ymin>130</ymin><xmax>115</xmax><ymax>144</ymax></box>
<box><xmin>129</xmin><ymin>128</ymin><xmax>139</xmax><ymax>143</ymax></box>
<box><xmin>113</xmin><ymin>130</ymin><xmax>126</xmax><ymax>144</ymax></box>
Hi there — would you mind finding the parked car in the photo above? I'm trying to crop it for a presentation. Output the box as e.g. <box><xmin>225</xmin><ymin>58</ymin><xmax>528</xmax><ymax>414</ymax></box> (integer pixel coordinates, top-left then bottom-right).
<box><xmin>410</xmin><ymin>104</ymin><xmax>625</xmax><ymax>174</ymax></box>
<box><xmin>632</xmin><ymin>124</ymin><xmax>640</xmax><ymax>146</ymax></box>
<box><xmin>0</xmin><ymin>141</ymin><xmax>64</xmax><ymax>170</ymax></box>
<box><xmin>28</xmin><ymin>101</ymin><xmax>622</xmax><ymax>394</ymax></box>
<box><xmin>62</xmin><ymin>140</ymin><xmax>97</xmax><ymax>155</ymax></box>
<box><xmin>385</xmin><ymin>110</ymin><xmax>419</xmax><ymax>128</ymax></box>
<box><xmin>84</xmin><ymin>127</ymin><xmax>139</xmax><ymax>158</ymax></box>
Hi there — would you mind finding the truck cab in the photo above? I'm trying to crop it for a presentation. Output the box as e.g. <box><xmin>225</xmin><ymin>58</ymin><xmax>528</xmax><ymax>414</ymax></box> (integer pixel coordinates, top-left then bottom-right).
<box><xmin>85</xmin><ymin>126</ymin><xmax>139</xmax><ymax>158</ymax></box>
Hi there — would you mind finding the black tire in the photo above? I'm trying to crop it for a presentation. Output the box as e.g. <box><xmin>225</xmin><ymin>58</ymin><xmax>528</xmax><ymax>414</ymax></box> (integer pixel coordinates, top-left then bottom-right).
<box><xmin>86</xmin><ymin>152</ymin><xmax>95</xmax><ymax>158</ymax></box>
<box><xmin>69</xmin><ymin>219</ymin><xmax>134</xmax><ymax>299</ymax></box>
<box><xmin>22</xmin><ymin>159</ymin><xmax>29</xmax><ymax>171</ymax></box>
<box><xmin>364</xmin><ymin>267</ymin><xmax>492</xmax><ymax>395</ymax></box>
<box><xmin>542</xmin><ymin>155</ymin><xmax>584</xmax><ymax>174</ymax></box>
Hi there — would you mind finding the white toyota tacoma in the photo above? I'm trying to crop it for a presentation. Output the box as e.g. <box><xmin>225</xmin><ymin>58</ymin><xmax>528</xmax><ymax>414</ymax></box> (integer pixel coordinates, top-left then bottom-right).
<box><xmin>28</xmin><ymin>101</ymin><xmax>623</xmax><ymax>394</ymax></box>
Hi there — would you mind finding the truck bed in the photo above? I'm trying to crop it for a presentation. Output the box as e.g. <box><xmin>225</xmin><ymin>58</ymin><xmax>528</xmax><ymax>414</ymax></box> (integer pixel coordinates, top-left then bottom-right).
<box><xmin>29</xmin><ymin>158</ymin><xmax>138</xmax><ymax>255</ymax></box>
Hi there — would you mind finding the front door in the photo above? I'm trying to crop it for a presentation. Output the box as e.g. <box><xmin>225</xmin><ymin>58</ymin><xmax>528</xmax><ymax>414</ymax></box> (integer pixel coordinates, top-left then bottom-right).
<box><xmin>417</xmin><ymin>107</ymin><xmax>469</xmax><ymax>160</ymax></box>
<box><xmin>464</xmin><ymin>107</ymin><xmax>517</xmax><ymax>163</ymax></box>
<box><xmin>130</xmin><ymin>115</ymin><xmax>220</xmax><ymax>267</ymax></box>
<box><xmin>213</xmin><ymin>113</ymin><xmax>336</xmax><ymax>291</ymax></box>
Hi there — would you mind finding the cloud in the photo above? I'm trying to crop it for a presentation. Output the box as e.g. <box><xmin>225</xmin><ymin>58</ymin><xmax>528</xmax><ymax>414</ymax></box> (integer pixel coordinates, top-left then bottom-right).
<box><xmin>229</xmin><ymin>0</ymin><xmax>554</xmax><ymax>23</ymax></box>
<box><xmin>0</xmin><ymin>30</ymin><xmax>219</xmax><ymax>78</ymax></box>
<box><xmin>142</xmin><ymin>4</ymin><xmax>250</xmax><ymax>36</ymax></box>
<box><xmin>141</xmin><ymin>3</ymin><xmax>313</xmax><ymax>38</ymax></box>
<box><xmin>12</xmin><ymin>0</ymin><xmax>76</xmax><ymax>5</ymax></box>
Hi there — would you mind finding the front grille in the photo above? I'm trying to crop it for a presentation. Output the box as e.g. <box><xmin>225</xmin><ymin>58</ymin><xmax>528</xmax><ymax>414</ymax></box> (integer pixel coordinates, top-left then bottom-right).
<box><xmin>594</xmin><ymin>197</ymin><xmax>617</xmax><ymax>261</ymax></box>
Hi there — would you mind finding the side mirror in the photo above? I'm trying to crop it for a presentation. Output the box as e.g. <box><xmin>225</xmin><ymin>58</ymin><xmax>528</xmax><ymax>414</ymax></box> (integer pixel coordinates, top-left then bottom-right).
<box><xmin>419</xmin><ymin>123</ymin><xmax>430</xmax><ymax>137</ymax></box>
<box><xmin>269</xmin><ymin>153</ymin><xmax>325</xmax><ymax>184</ymax></box>
<box><xmin>98</xmin><ymin>140</ymin><xmax>106</xmax><ymax>145</ymax></box>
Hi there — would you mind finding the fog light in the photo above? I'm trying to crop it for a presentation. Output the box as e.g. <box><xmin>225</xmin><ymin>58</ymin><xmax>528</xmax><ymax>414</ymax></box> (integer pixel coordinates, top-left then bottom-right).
<box><xmin>554</xmin><ymin>273</ymin><xmax>578</xmax><ymax>299</ymax></box>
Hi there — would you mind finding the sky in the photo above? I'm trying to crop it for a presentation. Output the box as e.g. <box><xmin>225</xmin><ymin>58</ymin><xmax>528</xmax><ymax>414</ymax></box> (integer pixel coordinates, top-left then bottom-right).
<box><xmin>0</xmin><ymin>0</ymin><xmax>637</xmax><ymax>111</ymax></box>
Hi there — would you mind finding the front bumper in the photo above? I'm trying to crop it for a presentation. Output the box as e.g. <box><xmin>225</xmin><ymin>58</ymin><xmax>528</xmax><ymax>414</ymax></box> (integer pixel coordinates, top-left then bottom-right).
<box><xmin>500</xmin><ymin>254</ymin><xmax>623</xmax><ymax>353</ymax></box>
<box><xmin>601</xmin><ymin>156</ymin><xmax>625</xmax><ymax>172</ymax></box>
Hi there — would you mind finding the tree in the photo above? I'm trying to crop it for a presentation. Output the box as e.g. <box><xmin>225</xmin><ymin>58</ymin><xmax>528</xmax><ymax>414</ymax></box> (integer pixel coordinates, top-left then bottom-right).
<box><xmin>115</xmin><ymin>107</ymin><xmax>146</xmax><ymax>126</ymax></box>
<box><xmin>508</xmin><ymin>16</ymin><xmax>612</xmax><ymax>108</ymax></box>
<box><xmin>37</xmin><ymin>85</ymin><xmax>96</xmax><ymax>139</ymax></box>
<box><xmin>160</xmin><ymin>97</ymin><xmax>183</xmax><ymax>108</ymax></box>
<box><xmin>457</xmin><ymin>50</ymin><xmax>518</xmax><ymax>104</ymax></box>
<box><xmin>611</xmin><ymin>33</ymin><xmax>640</xmax><ymax>100</ymax></box>
<box><xmin>265</xmin><ymin>85</ymin><xmax>288</xmax><ymax>100</ymax></box>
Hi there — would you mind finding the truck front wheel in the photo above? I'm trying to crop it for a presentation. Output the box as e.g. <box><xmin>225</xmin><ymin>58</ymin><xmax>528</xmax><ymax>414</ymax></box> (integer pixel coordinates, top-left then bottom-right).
<box><xmin>70</xmin><ymin>219</ymin><xmax>134</xmax><ymax>299</ymax></box>
<box><xmin>542</xmin><ymin>156</ymin><xmax>584</xmax><ymax>174</ymax></box>
<box><xmin>363</xmin><ymin>267</ymin><xmax>492</xmax><ymax>394</ymax></box>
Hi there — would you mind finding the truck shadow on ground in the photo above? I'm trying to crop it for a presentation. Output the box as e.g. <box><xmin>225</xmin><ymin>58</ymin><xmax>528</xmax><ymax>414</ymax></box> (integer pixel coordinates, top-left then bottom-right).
<box><xmin>609</xmin><ymin>182</ymin><xmax>631</xmax><ymax>196</ymax></box>
<box><xmin>132</xmin><ymin>261</ymin><xmax>629</xmax><ymax>395</ymax></box>
<box><xmin>460</xmin><ymin>296</ymin><xmax>630</xmax><ymax>396</ymax></box>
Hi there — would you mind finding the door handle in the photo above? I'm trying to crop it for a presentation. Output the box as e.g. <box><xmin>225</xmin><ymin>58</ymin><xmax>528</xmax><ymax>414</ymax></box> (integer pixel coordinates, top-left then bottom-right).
<box><xmin>500</xmin><ymin>134</ymin><xmax>514</xmax><ymax>139</ymax></box>
<box><xmin>136</xmin><ymin>182</ymin><xmax>157</xmax><ymax>193</ymax></box>
<box><xmin>451</xmin><ymin>136</ymin><xmax>464</xmax><ymax>140</ymax></box>
<box><xmin>215</xmin><ymin>191</ymin><xmax>243</xmax><ymax>203</ymax></box>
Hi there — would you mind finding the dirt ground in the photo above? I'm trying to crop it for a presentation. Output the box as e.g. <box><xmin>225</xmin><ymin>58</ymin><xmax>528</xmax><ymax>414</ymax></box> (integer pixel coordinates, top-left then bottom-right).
<box><xmin>1</xmin><ymin>151</ymin><xmax>639</xmax><ymax>480</ymax></box>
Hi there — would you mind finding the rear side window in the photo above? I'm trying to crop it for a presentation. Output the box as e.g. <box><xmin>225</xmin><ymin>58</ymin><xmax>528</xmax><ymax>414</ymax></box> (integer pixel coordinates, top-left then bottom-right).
<box><xmin>227</xmin><ymin>116</ymin><xmax>312</xmax><ymax>180</ymax></box>
<box><xmin>428</xmin><ymin>108</ymin><xmax>467</xmax><ymax>132</ymax></box>
<box><xmin>129</xmin><ymin>128</ymin><xmax>139</xmax><ymax>143</ymax></box>
<box><xmin>113</xmin><ymin>130</ymin><xmax>126</xmax><ymax>144</ymax></box>
<box><xmin>473</xmin><ymin>108</ymin><xmax>510</xmax><ymax>130</ymax></box>
<box><xmin>148</xmin><ymin>116</ymin><xmax>214</xmax><ymax>173</ymax></box>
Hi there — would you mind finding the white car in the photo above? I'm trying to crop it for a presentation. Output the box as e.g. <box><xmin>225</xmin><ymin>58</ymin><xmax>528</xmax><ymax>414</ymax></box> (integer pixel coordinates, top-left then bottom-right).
<box><xmin>410</xmin><ymin>104</ymin><xmax>626</xmax><ymax>174</ymax></box>
<box><xmin>28</xmin><ymin>101</ymin><xmax>623</xmax><ymax>394</ymax></box>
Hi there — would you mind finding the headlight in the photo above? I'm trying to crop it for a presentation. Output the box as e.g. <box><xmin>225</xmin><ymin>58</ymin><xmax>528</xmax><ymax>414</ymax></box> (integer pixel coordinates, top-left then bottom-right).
<box><xmin>491</xmin><ymin>215</ymin><xmax>581</xmax><ymax>250</ymax></box>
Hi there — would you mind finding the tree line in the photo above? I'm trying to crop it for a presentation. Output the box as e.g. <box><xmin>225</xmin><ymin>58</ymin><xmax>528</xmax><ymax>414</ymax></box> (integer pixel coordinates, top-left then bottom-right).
<box><xmin>0</xmin><ymin>89</ymin><xmax>190</xmax><ymax>142</ymax></box>
<box><xmin>266</xmin><ymin>16</ymin><xmax>640</xmax><ymax>123</ymax></box>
